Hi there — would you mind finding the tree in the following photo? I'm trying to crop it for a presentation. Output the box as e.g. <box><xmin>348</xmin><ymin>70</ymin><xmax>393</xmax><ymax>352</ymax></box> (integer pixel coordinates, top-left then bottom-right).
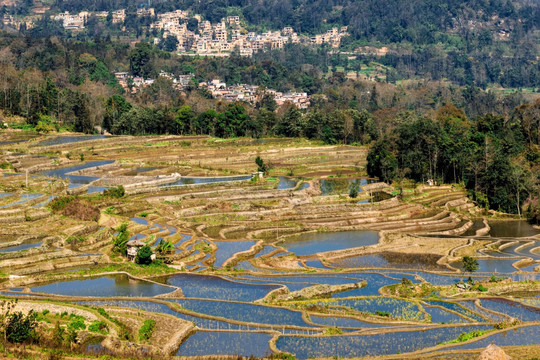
<box><xmin>113</xmin><ymin>223</ymin><xmax>129</xmax><ymax>255</ymax></box>
<box><xmin>103</xmin><ymin>95</ymin><xmax>131</xmax><ymax>132</ymax></box>
<box><xmin>255</xmin><ymin>156</ymin><xmax>269</xmax><ymax>174</ymax></box>
<box><xmin>175</xmin><ymin>105</ymin><xmax>194</xmax><ymax>135</ymax></box>
<box><xmin>162</xmin><ymin>36</ymin><xmax>179</xmax><ymax>52</ymax></box>
<box><xmin>136</xmin><ymin>245</ymin><xmax>153</xmax><ymax>265</ymax></box>
<box><xmin>129</xmin><ymin>42</ymin><xmax>153</xmax><ymax>78</ymax></box>
<box><xmin>462</xmin><ymin>256</ymin><xmax>479</xmax><ymax>282</ymax></box>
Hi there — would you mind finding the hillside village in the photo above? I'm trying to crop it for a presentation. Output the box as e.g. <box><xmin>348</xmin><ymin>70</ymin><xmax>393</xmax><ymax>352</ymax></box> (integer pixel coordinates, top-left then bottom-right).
<box><xmin>114</xmin><ymin>71</ymin><xmax>311</xmax><ymax>108</ymax></box>
<box><xmin>3</xmin><ymin>8</ymin><xmax>348</xmax><ymax>57</ymax></box>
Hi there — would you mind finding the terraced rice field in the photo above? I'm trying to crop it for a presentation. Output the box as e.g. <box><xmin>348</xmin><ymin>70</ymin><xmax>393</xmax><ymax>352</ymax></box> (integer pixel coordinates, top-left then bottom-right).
<box><xmin>0</xmin><ymin>132</ymin><xmax>538</xmax><ymax>359</ymax></box>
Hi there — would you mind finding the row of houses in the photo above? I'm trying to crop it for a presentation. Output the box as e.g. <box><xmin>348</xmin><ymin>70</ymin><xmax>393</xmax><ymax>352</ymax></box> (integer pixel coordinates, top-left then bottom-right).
<box><xmin>202</xmin><ymin>79</ymin><xmax>310</xmax><ymax>108</ymax></box>
<box><xmin>114</xmin><ymin>71</ymin><xmax>194</xmax><ymax>93</ymax></box>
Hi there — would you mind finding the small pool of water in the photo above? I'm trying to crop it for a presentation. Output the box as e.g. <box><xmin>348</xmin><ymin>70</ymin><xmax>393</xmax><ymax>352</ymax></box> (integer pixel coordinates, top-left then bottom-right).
<box><xmin>331</xmin><ymin>252</ymin><xmax>444</xmax><ymax>271</ymax></box>
<box><xmin>30</xmin><ymin>274</ymin><xmax>174</xmax><ymax>297</ymax></box>
<box><xmin>87</xmin><ymin>186</ymin><xmax>109</xmax><ymax>194</ymax></box>
<box><xmin>446</xmin><ymin>325</ymin><xmax>540</xmax><ymax>350</ymax></box>
<box><xmin>462</xmin><ymin>220</ymin><xmax>486</xmax><ymax>236</ymax></box>
<box><xmin>320</xmin><ymin>178</ymin><xmax>372</xmax><ymax>195</ymax></box>
<box><xmin>171</xmin><ymin>299</ymin><xmax>314</xmax><ymax>327</ymax></box>
<box><xmin>275</xmin><ymin>325</ymin><xmax>492</xmax><ymax>359</ymax></box>
<box><xmin>0</xmin><ymin>193</ymin><xmax>42</xmax><ymax>208</ymax></box>
<box><xmin>177</xmin><ymin>331</ymin><xmax>273</xmax><ymax>357</ymax></box>
<box><xmin>159</xmin><ymin>273</ymin><xmax>279</xmax><ymax>301</ymax></box>
<box><xmin>213</xmin><ymin>240</ymin><xmax>256</xmax><ymax>267</ymax></box>
<box><xmin>284</xmin><ymin>231</ymin><xmax>379</xmax><ymax>256</ymax></box>
<box><xmin>488</xmin><ymin>220</ymin><xmax>540</xmax><ymax>238</ymax></box>
<box><xmin>160</xmin><ymin>175</ymin><xmax>252</xmax><ymax>187</ymax></box>
<box><xmin>479</xmin><ymin>298</ymin><xmax>540</xmax><ymax>322</ymax></box>
<box><xmin>41</xmin><ymin>160</ymin><xmax>113</xmax><ymax>184</ymax></box>
<box><xmin>452</xmin><ymin>258</ymin><xmax>518</xmax><ymax>273</ymax></box>
<box><xmin>35</xmin><ymin>135</ymin><xmax>107</xmax><ymax>146</ymax></box>
<box><xmin>0</xmin><ymin>242</ymin><xmax>43</xmax><ymax>253</ymax></box>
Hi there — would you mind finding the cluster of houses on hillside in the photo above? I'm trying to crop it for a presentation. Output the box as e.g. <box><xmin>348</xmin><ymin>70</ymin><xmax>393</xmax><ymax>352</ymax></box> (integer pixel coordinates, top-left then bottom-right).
<box><xmin>45</xmin><ymin>7</ymin><xmax>348</xmax><ymax>56</ymax></box>
<box><xmin>201</xmin><ymin>79</ymin><xmax>310</xmax><ymax>108</ymax></box>
<box><xmin>114</xmin><ymin>72</ymin><xmax>310</xmax><ymax>108</ymax></box>
<box><xmin>114</xmin><ymin>71</ymin><xmax>194</xmax><ymax>93</ymax></box>
<box><xmin>151</xmin><ymin>11</ymin><xmax>347</xmax><ymax>57</ymax></box>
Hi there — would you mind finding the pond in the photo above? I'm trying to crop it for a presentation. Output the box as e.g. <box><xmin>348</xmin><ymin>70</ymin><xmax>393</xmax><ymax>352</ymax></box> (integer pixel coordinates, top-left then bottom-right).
<box><xmin>424</xmin><ymin>306</ymin><xmax>470</xmax><ymax>324</ymax></box>
<box><xmin>80</xmin><ymin>300</ymin><xmax>267</xmax><ymax>331</ymax></box>
<box><xmin>488</xmin><ymin>220</ymin><xmax>540</xmax><ymax>238</ymax></box>
<box><xmin>423</xmin><ymin>301</ymin><xmax>485</xmax><ymax>322</ymax></box>
<box><xmin>308</xmin><ymin>315</ymin><xmax>396</xmax><ymax>328</ymax></box>
<box><xmin>34</xmin><ymin>135</ymin><xmax>107</xmax><ymax>146</ymax></box>
<box><xmin>275</xmin><ymin>325</ymin><xmax>492</xmax><ymax>359</ymax></box>
<box><xmin>41</xmin><ymin>160</ymin><xmax>114</xmax><ymax>184</ymax></box>
<box><xmin>320</xmin><ymin>178</ymin><xmax>372</xmax><ymax>195</ymax></box>
<box><xmin>479</xmin><ymin>298</ymin><xmax>540</xmax><ymax>322</ymax></box>
<box><xmin>177</xmin><ymin>331</ymin><xmax>273</xmax><ymax>357</ymax></box>
<box><xmin>171</xmin><ymin>299</ymin><xmax>314</xmax><ymax>327</ymax></box>
<box><xmin>0</xmin><ymin>241</ymin><xmax>42</xmax><ymax>253</ymax></box>
<box><xmin>314</xmin><ymin>298</ymin><xmax>424</xmax><ymax>321</ymax></box>
<box><xmin>330</xmin><ymin>252</ymin><xmax>444</xmax><ymax>271</ymax></box>
<box><xmin>452</xmin><ymin>258</ymin><xmax>518</xmax><ymax>273</ymax></box>
<box><xmin>30</xmin><ymin>274</ymin><xmax>174</xmax><ymax>297</ymax></box>
<box><xmin>0</xmin><ymin>193</ymin><xmax>42</xmax><ymax>208</ymax></box>
<box><xmin>445</xmin><ymin>325</ymin><xmax>540</xmax><ymax>350</ymax></box>
<box><xmin>462</xmin><ymin>220</ymin><xmax>486</xmax><ymax>236</ymax></box>
<box><xmin>160</xmin><ymin>175</ymin><xmax>252</xmax><ymax>187</ymax></box>
<box><xmin>158</xmin><ymin>273</ymin><xmax>280</xmax><ymax>301</ymax></box>
<box><xmin>283</xmin><ymin>231</ymin><xmax>379</xmax><ymax>256</ymax></box>
<box><xmin>213</xmin><ymin>240</ymin><xmax>256</xmax><ymax>267</ymax></box>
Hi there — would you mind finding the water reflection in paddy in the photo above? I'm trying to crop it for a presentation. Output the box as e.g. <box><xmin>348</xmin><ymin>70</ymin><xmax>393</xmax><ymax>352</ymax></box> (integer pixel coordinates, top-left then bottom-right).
<box><xmin>0</xmin><ymin>242</ymin><xmax>42</xmax><ymax>253</ymax></box>
<box><xmin>213</xmin><ymin>240</ymin><xmax>256</xmax><ymax>267</ymax></box>
<box><xmin>158</xmin><ymin>273</ymin><xmax>280</xmax><ymax>301</ymax></box>
<box><xmin>160</xmin><ymin>175</ymin><xmax>252</xmax><ymax>187</ymax></box>
<box><xmin>34</xmin><ymin>135</ymin><xmax>107</xmax><ymax>146</ymax></box>
<box><xmin>170</xmin><ymin>299</ymin><xmax>315</xmax><ymax>327</ymax></box>
<box><xmin>488</xmin><ymin>220</ymin><xmax>540</xmax><ymax>238</ymax></box>
<box><xmin>30</xmin><ymin>274</ymin><xmax>173</xmax><ymax>297</ymax></box>
<box><xmin>177</xmin><ymin>331</ymin><xmax>273</xmax><ymax>357</ymax></box>
<box><xmin>330</xmin><ymin>252</ymin><xmax>445</xmax><ymax>271</ymax></box>
<box><xmin>446</xmin><ymin>325</ymin><xmax>540</xmax><ymax>350</ymax></box>
<box><xmin>284</xmin><ymin>231</ymin><xmax>379</xmax><ymax>256</ymax></box>
<box><xmin>276</xmin><ymin>325</ymin><xmax>492</xmax><ymax>359</ymax></box>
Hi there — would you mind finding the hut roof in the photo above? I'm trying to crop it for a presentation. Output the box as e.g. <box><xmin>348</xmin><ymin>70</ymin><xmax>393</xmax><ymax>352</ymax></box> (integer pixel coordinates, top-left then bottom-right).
<box><xmin>127</xmin><ymin>239</ymin><xmax>146</xmax><ymax>247</ymax></box>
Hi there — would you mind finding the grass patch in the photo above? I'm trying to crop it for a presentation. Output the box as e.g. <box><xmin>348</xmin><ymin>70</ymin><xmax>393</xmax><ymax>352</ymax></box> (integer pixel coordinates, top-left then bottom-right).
<box><xmin>138</xmin><ymin>319</ymin><xmax>156</xmax><ymax>341</ymax></box>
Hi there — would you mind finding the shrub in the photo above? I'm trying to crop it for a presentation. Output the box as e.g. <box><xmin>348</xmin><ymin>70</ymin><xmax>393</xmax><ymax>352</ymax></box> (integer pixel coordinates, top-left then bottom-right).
<box><xmin>375</xmin><ymin>310</ymin><xmax>390</xmax><ymax>317</ymax></box>
<box><xmin>62</xmin><ymin>198</ymin><xmax>100</xmax><ymax>221</ymax></box>
<box><xmin>349</xmin><ymin>184</ymin><xmax>359</xmax><ymax>198</ymax></box>
<box><xmin>103</xmin><ymin>185</ymin><xmax>125</xmax><ymax>198</ymax></box>
<box><xmin>156</xmin><ymin>239</ymin><xmax>175</xmax><ymax>255</ymax></box>
<box><xmin>49</xmin><ymin>196</ymin><xmax>76</xmax><ymax>212</ymax></box>
<box><xmin>113</xmin><ymin>223</ymin><xmax>129</xmax><ymax>255</ymax></box>
<box><xmin>5</xmin><ymin>310</ymin><xmax>38</xmax><ymax>343</ymax></box>
<box><xmin>138</xmin><ymin>319</ymin><xmax>156</xmax><ymax>341</ymax></box>
<box><xmin>136</xmin><ymin>245</ymin><xmax>154</xmax><ymax>265</ymax></box>
<box><xmin>255</xmin><ymin>156</ymin><xmax>269</xmax><ymax>174</ymax></box>
<box><xmin>477</xmin><ymin>284</ymin><xmax>488</xmax><ymax>292</ymax></box>
<box><xmin>68</xmin><ymin>319</ymin><xmax>86</xmax><ymax>331</ymax></box>
<box><xmin>88</xmin><ymin>321</ymin><xmax>108</xmax><ymax>334</ymax></box>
